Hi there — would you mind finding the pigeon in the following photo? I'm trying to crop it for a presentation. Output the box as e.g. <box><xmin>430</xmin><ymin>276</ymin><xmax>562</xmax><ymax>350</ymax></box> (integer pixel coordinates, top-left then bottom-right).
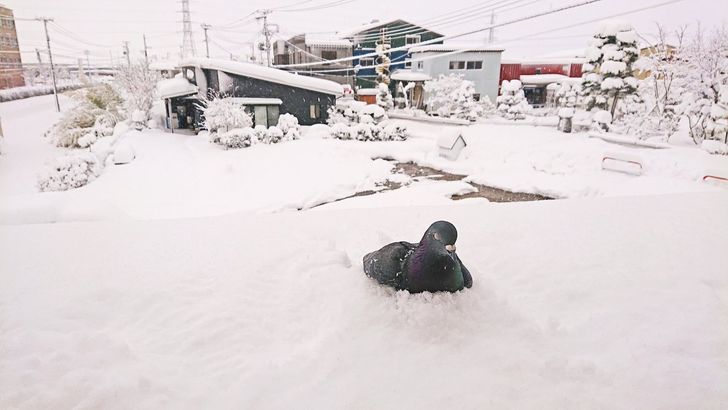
<box><xmin>363</xmin><ymin>221</ymin><xmax>473</xmax><ymax>293</ymax></box>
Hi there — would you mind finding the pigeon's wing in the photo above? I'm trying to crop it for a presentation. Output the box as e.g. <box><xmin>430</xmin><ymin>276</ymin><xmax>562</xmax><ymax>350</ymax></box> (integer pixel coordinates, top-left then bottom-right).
<box><xmin>363</xmin><ymin>241</ymin><xmax>416</xmax><ymax>289</ymax></box>
<box><xmin>455</xmin><ymin>254</ymin><xmax>473</xmax><ymax>289</ymax></box>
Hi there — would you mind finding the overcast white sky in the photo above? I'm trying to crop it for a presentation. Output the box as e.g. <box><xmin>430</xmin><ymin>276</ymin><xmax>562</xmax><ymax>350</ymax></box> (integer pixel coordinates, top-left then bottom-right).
<box><xmin>4</xmin><ymin>0</ymin><xmax>726</xmax><ymax>66</ymax></box>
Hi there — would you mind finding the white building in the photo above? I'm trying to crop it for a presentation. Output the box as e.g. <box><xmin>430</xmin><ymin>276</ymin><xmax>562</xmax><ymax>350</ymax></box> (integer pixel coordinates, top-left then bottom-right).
<box><xmin>408</xmin><ymin>44</ymin><xmax>504</xmax><ymax>103</ymax></box>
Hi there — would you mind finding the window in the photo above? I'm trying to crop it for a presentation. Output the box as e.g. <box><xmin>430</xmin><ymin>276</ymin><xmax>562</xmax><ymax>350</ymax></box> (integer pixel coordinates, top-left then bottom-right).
<box><xmin>404</xmin><ymin>60</ymin><xmax>412</xmax><ymax>68</ymax></box>
<box><xmin>184</xmin><ymin>68</ymin><xmax>196</xmax><ymax>84</ymax></box>
<box><xmin>473</xmin><ymin>94</ymin><xmax>481</xmax><ymax>101</ymax></box>
<box><xmin>359</xmin><ymin>57</ymin><xmax>374</xmax><ymax>67</ymax></box>
<box><xmin>321</xmin><ymin>50</ymin><xmax>337</xmax><ymax>60</ymax></box>
<box><xmin>416</xmin><ymin>61</ymin><xmax>424</xmax><ymax>70</ymax></box>
<box><xmin>310</xmin><ymin>104</ymin><xmax>321</xmax><ymax>119</ymax></box>
<box><xmin>449</xmin><ymin>61</ymin><xmax>465</xmax><ymax>70</ymax></box>
<box><xmin>466</xmin><ymin>61</ymin><xmax>483</xmax><ymax>70</ymax></box>
<box><xmin>535</xmin><ymin>68</ymin><xmax>542</xmax><ymax>74</ymax></box>
<box><xmin>249</xmin><ymin>105</ymin><xmax>280</xmax><ymax>128</ymax></box>
<box><xmin>405</xmin><ymin>35</ymin><xmax>421</xmax><ymax>45</ymax></box>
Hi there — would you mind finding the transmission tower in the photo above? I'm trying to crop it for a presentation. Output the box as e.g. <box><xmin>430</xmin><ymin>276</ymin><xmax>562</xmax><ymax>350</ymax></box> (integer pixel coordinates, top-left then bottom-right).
<box><xmin>181</xmin><ymin>0</ymin><xmax>196</xmax><ymax>58</ymax></box>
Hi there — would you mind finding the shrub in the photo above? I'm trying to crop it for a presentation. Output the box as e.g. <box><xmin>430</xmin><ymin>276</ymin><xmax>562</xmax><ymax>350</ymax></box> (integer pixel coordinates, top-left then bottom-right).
<box><xmin>253</xmin><ymin>125</ymin><xmax>268</xmax><ymax>144</ymax></box>
<box><xmin>218</xmin><ymin>127</ymin><xmax>255</xmax><ymax>149</ymax></box>
<box><xmin>330</xmin><ymin>123</ymin><xmax>352</xmax><ymax>140</ymax></box>
<box><xmin>383</xmin><ymin>124</ymin><xmax>409</xmax><ymax>141</ymax></box>
<box><xmin>37</xmin><ymin>153</ymin><xmax>102</xmax><ymax>192</ymax></box>
<box><xmin>277</xmin><ymin>113</ymin><xmax>301</xmax><ymax>140</ymax></box>
<box><xmin>203</xmin><ymin>98</ymin><xmax>253</xmax><ymax>134</ymax></box>
<box><xmin>268</xmin><ymin>126</ymin><xmax>284</xmax><ymax>144</ymax></box>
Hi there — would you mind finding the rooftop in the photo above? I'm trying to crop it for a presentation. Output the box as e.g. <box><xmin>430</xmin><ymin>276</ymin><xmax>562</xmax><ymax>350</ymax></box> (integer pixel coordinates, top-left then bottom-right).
<box><xmin>337</xmin><ymin>18</ymin><xmax>443</xmax><ymax>39</ymax></box>
<box><xmin>180</xmin><ymin>58</ymin><xmax>343</xmax><ymax>96</ymax></box>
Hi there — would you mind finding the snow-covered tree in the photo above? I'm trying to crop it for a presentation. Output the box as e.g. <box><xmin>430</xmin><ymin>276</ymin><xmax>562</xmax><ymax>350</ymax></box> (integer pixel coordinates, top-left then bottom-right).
<box><xmin>671</xmin><ymin>25</ymin><xmax>728</xmax><ymax>144</ymax></box>
<box><xmin>707</xmin><ymin>84</ymin><xmax>728</xmax><ymax>143</ymax></box>
<box><xmin>376</xmin><ymin>82</ymin><xmax>394</xmax><ymax>111</ymax></box>
<box><xmin>496</xmin><ymin>80</ymin><xmax>530</xmax><ymax>120</ymax></box>
<box><xmin>202</xmin><ymin>98</ymin><xmax>253</xmax><ymax>136</ymax></box>
<box><xmin>45</xmin><ymin>85</ymin><xmax>123</xmax><ymax>148</ymax></box>
<box><xmin>37</xmin><ymin>152</ymin><xmax>102</xmax><ymax>192</ymax></box>
<box><xmin>424</xmin><ymin>74</ymin><xmax>483</xmax><ymax>121</ymax></box>
<box><xmin>582</xmin><ymin>20</ymin><xmax>640</xmax><ymax>118</ymax></box>
<box><xmin>115</xmin><ymin>62</ymin><xmax>160</xmax><ymax>127</ymax></box>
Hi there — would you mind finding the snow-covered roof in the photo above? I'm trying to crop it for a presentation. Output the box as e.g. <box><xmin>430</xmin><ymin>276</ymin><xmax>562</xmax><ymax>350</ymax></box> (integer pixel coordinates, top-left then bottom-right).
<box><xmin>519</xmin><ymin>74</ymin><xmax>569</xmax><ymax>86</ymax></box>
<box><xmin>437</xmin><ymin>130</ymin><xmax>466</xmax><ymax>150</ymax></box>
<box><xmin>157</xmin><ymin>77</ymin><xmax>198</xmax><ymax>99</ymax></box>
<box><xmin>304</xmin><ymin>34</ymin><xmax>352</xmax><ymax>48</ymax></box>
<box><xmin>391</xmin><ymin>70</ymin><xmax>431</xmax><ymax>82</ymax></box>
<box><xmin>337</xmin><ymin>18</ymin><xmax>442</xmax><ymax>39</ymax></box>
<box><xmin>230</xmin><ymin>97</ymin><xmax>282</xmax><ymax>105</ymax></box>
<box><xmin>409</xmin><ymin>43</ymin><xmax>505</xmax><ymax>53</ymax></box>
<box><xmin>181</xmin><ymin>58</ymin><xmax>343</xmax><ymax>96</ymax></box>
<box><xmin>356</xmin><ymin>88</ymin><xmax>378</xmax><ymax>96</ymax></box>
<box><xmin>149</xmin><ymin>60</ymin><xmax>180</xmax><ymax>71</ymax></box>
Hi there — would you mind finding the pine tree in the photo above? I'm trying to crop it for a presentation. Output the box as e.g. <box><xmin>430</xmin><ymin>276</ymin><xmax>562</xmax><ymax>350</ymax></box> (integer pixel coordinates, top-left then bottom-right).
<box><xmin>582</xmin><ymin>20</ymin><xmax>640</xmax><ymax>118</ymax></box>
<box><xmin>496</xmin><ymin>80</ymin><xmax>530</xmax><ymax>120</ymax></box>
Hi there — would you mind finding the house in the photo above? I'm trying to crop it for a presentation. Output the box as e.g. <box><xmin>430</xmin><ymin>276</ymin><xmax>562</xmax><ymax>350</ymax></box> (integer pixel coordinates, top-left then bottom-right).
<box><xmin>337</xmin><ymin>19</ymin><xmax>444</xmax><ymax>89</ymax></box>
<box><xmin>408</xmin><ymin>43</ymin><xmax>504</xmax><ymax>105</ymax></box>
<box><xmin>161</xmin><ymin>58</ymin><xmax>343</xmax><ymax>132</ymax></box>
<box><xmin>0</xmin><ymin>4</ymin><xmax>24</xmax><ymax>89</ymax></box>
<box><xmin>272</xmin><ymin>34</ymin><xmax>353</xmax><ymax>86</ymax></box>
<box><xmin>499</xmin><ymin>50</ymin><xmax>585</xmax><ymax>106</ymax></box>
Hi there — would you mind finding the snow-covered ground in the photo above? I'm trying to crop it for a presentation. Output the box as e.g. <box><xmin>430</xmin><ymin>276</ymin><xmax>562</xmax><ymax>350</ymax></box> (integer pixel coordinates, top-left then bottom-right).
<box><xmin>1</xmin><ymin>193</ymin><xmax>727</xmax><ymax>409</ymax></box>
<box><xmin>1</xmin><ymin>95</ymin><xmax>727</xmax><ymax>408</ymax></box>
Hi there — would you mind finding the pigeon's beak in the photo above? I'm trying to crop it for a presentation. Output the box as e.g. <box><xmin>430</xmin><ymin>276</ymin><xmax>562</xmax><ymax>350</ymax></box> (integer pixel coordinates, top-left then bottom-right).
<box><xmin>445</xmin><ymin>244</ymin><xmax>456</xmax><ymax>253</ymax></box>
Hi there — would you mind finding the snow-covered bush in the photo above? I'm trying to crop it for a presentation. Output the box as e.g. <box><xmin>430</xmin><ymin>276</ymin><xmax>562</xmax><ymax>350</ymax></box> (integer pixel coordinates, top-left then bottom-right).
<box><xmin>218</xmin><ymin>127</ymin><xmax>255</xmax><ymax>149</ymax></box>
<box><xmin>330</xmin><ymin>123</ymin><xmax>353</xmax><ymax>140</ymax></box>
<box><xmin>361</xmin><ymin>104</ymin><xmax>386</xmax><ymax>123</ymax></box>
<box><xmin>376</xmin><ymin>82</ymin><xmax>394</xmax><ymax>111</ymax></box>
<box><xmin>707</xmin><ymin>85</ymin><xmax>728</xmax><ymax>143</ymax></box>
<box><xmin>253</xmin><ymin>124</ymin><xmax>268</xmax><ymax>144</ymax></box>
<box><xmin>115</xmin><ymin>62</ymin><xmax>160</xmax><ymax>127</ymax></box>
<box><xmin>0</xmin><ymin>82</ymin><xmax>83</xmax><ymax>103</ymax></box>
<box><xmin>202</xmin><ymin>97</ymin><xmax>253</xmax><ymax>134</ymax></box>
<box><xmin>383</xmin><ymin>124</ymin><xmax>409</xmax><ymax>141</ymax></box>
<box><xmin>268</xmin><ymin>126</ymin><xmax>284</xmax><ymax>144</ymax></box>
<box><xmin>701</xmin><ymin>139</ymin><xmax>728</xmax><ymax>155</ymax></box>
<box><xmin>277</xmin><ymin>113</ymin><xmax>301</xmax><ymax>140</ymax></box>
<box><xmin>497</xmin><ymin>80</ymin><xmax>530</xmax><ymax>120</ymax></box>
<box><xmin>581</xmin><ymin>20</ymin><xmax>639</xmax><ymax>118</ymax></box>
<box><xmin>424</xmin><ymin>74</ymin><xmax>484</xmax><ymax>121</ymax></box>
<box><xmin>46</xmin><ymin>85</ymin><xmax>123</xmax><ymax>148</ymax></box>
<box><xmin>592</xmin><ymin>110</ymin><xmax>613</xmax><ymax>132</ymax></box>
<box><xmin>37</xmin><ymin>152</ymin><xmax>102</xmax><ymax>192</ymax></box>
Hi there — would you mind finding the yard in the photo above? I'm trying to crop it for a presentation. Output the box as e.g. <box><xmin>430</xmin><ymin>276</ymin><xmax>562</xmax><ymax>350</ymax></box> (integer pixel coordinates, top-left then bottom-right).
<box><xmin>1</xmin><ymin>94</ymin><xmax>727</xmax><ymax>408</ymax></box>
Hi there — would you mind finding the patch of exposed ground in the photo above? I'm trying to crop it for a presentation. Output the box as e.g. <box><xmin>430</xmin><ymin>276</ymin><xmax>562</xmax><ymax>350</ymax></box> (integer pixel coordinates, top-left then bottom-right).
<box><xmin>307</xmin><ymin>160</ymin><xmax>551</xmax><ymax>210</ymax></box>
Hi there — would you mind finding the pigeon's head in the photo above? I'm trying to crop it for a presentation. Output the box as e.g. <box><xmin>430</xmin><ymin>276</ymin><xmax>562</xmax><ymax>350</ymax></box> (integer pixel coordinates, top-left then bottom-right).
<box><xmin>423</xmin><ymin>221</ymin><xmax>458</xmax><ymax>252</ymax></box>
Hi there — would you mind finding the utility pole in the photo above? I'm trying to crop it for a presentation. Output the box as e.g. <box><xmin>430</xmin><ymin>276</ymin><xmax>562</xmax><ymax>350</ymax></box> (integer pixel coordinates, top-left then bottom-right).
<box><xmin>488</xmin><ymin>11</ymin><xmax>496</xmax><ymax>43</ymax></box>
<box><xmin>35</xmin><ymin>48</ymin><xmax>42</xmax><ymax>64</ymax></box>
<box><xmin>84</xmin><ymin>50</ymin><xmax>91</xmax><ymax>73</ymax></box>
<box><xmin>123</xmin><ymin>41</ymin><xmax>131</xmax><ymax>66</ymax></box>
<box><xmin>256</xmin><ymin>10</ymin><xmax>276</xmax><ymax>67</ymax></box>
<box><xmin>142</xmin><ymin>34</ymin><xmax>149</xmax><ymax>64</ymax></box>
<box><xmin>201</xmin><ymin>24</ymin><xmax>211</xmax><ymax>58</ymax></box>
<box><xmin>37</xmin><ymin>17</ymin><xmax>60</xmax><ymax>112</ymax></box>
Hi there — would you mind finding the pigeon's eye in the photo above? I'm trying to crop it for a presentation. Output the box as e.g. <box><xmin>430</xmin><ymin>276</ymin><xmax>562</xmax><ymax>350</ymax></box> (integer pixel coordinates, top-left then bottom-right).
<box><xmin>433</xmin><ymin>232</ymin><xmax>441</xmax><ymax>240</ymax></box>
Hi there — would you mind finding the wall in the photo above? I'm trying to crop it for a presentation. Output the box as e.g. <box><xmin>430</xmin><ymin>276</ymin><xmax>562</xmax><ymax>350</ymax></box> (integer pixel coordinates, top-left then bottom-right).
<box><xmin>412</xmin><ymin>51</ymin><xmax>502</xmax><ymax>102</ymax></box>
<box><xmin>202</xmin><ymin>68</ymin><xmax>336</xmax><ymax>126</ymax></box>
<box><xmin>0</xmin><ymin>6</ymin><xmax>25</xmax><ymax>90</ymax></box>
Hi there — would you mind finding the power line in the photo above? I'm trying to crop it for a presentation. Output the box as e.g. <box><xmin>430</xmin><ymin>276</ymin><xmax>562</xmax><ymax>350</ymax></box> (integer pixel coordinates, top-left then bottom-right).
<box><xmin>275</xmin><ymin>0</ymin><xmax>603</xmax><ymax>69</ymax></box>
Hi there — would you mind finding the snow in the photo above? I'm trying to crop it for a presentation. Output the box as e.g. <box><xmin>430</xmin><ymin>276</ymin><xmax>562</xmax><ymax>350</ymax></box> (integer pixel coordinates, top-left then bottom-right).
<box><xmin>391</xmin><ymin>70</ymin><xmax>431</xmax><ymax>82</ymax></box>
<box><xmin>519</xmin><ymin>74</ymin><xmax>568</xmax><ymax>86</ymax></box>
<box><xmin>599</xmin><ymin>60</ymin><xmax>627</xmax><ymax>75</ymax></box>
<box><xmin>357</xmin><ymin>88</ymin><xmax>378</xmax><ymax>96</ymax></box>
<box><xmin>303</xmin><ymin>37</ymin><xmax>352</xmax><ymax>48</ymax></box>
<box><xmin>2</xmin><ymin>95</ymin><xmax>728</xmax><ymax>408</ymax></box>
<box><xmin>1</xmin><ymin>193</ymin><xmax>727</xmax><ymax>408</ymax></box>
<box><xmin>601</xmin><ymin>77</ymin><xmax>624</xmax><ymax>90</ymax></box>
<box><xmin>183</xmin><ymin>58</ymin><xmax>343</xmax><ymax>96</ymax></box>
<box><xmin>112</xmin><ymin>141</ymin><xmax>135</xmax><ymax>165</ymax></box>
<box><xmin>229</xmin><ymin>97</ymin><xmax>282</xmax><ymax>106</ymax></box>
<box><xmin>595</xmin><ymin>19</ymin><xmax>633</xmax><ymax>36</ymax></box>
<box><xmin>149</xmin><ymin>60</ymin><xmax>179</xmax><ymax>71</ymax></box>
<box><xmin>436</xmin><ymin>129</ymin><xmax>465</xmax><ymax>149</ymax></box>
<box><xmin>157</xmin><ymin>77</ymin><xmax>198</xmax><ymax>99</ymax></box>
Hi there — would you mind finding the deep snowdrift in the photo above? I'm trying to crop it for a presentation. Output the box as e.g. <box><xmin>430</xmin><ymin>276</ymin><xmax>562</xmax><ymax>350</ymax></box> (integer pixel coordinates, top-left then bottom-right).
<box><xmin>1</xmin><ymin>193</ymin><xmax>727</xmax><ymax>409</ymax></box>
